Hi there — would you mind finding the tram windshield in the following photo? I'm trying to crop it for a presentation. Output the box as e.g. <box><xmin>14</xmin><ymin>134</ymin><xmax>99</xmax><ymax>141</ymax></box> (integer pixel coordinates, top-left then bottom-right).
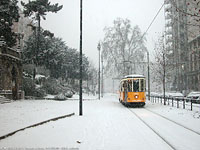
<box><xmin>133</xmin><ymin>79</ymin><xmax>139</xmax><ymax>92</ymax></box>
<box><xmin>123</xmin><ymin>78</ymin><xmax>145</xmax><ymax>92</ymax></box>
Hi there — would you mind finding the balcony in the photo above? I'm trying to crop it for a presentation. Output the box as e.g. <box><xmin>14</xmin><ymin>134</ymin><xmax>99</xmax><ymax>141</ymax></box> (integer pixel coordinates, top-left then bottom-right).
<box><xmin>0</xmin><ymin>46</ymin><xmax>22</xmax><ymax>62</ymax></box>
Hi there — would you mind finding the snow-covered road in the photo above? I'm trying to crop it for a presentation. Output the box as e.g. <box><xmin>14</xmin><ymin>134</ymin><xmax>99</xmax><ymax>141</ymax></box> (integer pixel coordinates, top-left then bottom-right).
<box><xmin>0</xmin><ymin>94</ymin><xmax>200</xmax><ymax>150</ymax></box>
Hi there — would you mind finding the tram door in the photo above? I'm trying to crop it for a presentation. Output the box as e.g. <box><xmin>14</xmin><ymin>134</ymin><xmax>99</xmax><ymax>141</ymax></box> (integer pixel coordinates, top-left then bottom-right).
<box><xmin>124</xmin><ymin>81</ymin><xmax>128</xmax><ymax>102</ymax></box>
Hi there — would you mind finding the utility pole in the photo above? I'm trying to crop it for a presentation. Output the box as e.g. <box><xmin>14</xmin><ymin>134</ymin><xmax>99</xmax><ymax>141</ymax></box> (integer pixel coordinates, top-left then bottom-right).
<box><xmin>113</xmin><ymin>79</ymin><xmax>114</xmax><ymax>93</ymax></box>
<box><xmin>101</xmin><ymin>54</ymin><xmax>103</xmax><ymax>97</ymax></box>
<box><xmin>79</xmin><ymin>0</ymin><xmax>83</xmax><ymax>116</ymax></box>
<box><xmin>147</xmin><ymin>51</ymin><xmax>150</xmax><ymax>101</ymax></box>
<box><xmin>163</xmin><ymin>44</ymin><xmax>166</xmax><ymax>105</ymax></box>
<box><xmin>97</xmin><ymin>42</ymin><xmax>101</xmax><ymax>100</ymax></box>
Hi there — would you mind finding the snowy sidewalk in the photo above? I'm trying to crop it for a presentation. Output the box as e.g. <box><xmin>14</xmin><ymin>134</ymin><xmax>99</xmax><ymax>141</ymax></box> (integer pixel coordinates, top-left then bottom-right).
<box><xmin>0</xmin><ymin>94</ymin><xmax>200</xmax><ymax>150</ymax></box>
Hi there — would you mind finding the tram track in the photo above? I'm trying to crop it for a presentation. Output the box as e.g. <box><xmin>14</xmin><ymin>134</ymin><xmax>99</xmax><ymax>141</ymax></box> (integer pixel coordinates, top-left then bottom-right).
<box><xmin>144</xmin><ymin>108</ymin><xmax>200</xmax><ymax>136</ymax></box>
<box><xmin>127</xmin><ymin>108</ymin><xmax>176</xmax><ymax>150</ymax></box>
<box><xmin>127</xmin><ymin>106</ymin><xmax>200</xmax><ymax>150</ymax></box>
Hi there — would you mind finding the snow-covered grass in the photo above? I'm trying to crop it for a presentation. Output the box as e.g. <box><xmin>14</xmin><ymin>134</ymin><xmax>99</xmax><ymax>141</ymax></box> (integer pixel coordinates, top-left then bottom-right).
<box><xmin>0</xmin><ymin>93</ymin><xmax>199</xmax><ymax>149</ymax></box>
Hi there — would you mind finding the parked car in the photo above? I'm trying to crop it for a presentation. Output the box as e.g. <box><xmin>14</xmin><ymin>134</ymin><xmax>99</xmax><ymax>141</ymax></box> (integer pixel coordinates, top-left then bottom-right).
<box><xmin>150</xmin><ymin>92</ymin><xmax>160</xmax><ymax>97</ymax></box>
<box><xmin>168</xmin><ymin>92</ymin><xmax>184</xmax><ymax>100</ymax></box>
<box><xmin>186</xmin><ymin>91</ymin><xmax>200</xmax><ymax>103</ymax></box>
<box><xmin>158</xmin><ymin>92</ymin><xmax>184</xmax><ymax>101</ymax></box>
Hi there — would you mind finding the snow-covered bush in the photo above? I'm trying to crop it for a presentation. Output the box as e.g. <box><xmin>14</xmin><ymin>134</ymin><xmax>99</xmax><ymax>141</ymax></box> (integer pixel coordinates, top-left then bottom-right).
<box><xmin>33</xmin><ymin>88</ymin><xmax>46</xmax><ymax>98</ymax></box>
<box><xmin>64</xmin><ymin>90</ymin><xmax>73</xmax><ymax>98</ymax></box>
<box><xmin>22</xmin><ymin>77</ymin><xmax>46</xmax><ymax>98</ymax></box>
<box><xmin>42</xmin><ymin>78</ymin><xmax>60</xmax><ymax>95</ymax></box>
<box><xmin>54</xmin><ymin>93</ymin><xmax>66</xmax><ymax>100</ymax></box>
<box><xmin>42</xmin><ymin>78</ymin><xmax>74</xmax><ymax>98</ymax></box>
<box><xmin>22</xmin><ymin>77</ymin><xmax>36</xmax><ymax>96</ymax></box>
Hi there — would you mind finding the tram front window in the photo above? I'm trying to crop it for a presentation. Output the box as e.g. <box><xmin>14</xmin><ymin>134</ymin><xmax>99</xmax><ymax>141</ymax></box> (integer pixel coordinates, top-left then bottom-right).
<box><xmin>133</xmin><ymin>79</ymin><xmax>139</xmax><ymax>92</ymax></box>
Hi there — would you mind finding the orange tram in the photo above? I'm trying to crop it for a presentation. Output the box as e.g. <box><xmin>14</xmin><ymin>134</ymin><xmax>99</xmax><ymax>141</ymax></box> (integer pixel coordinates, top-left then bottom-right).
<box><xmin>119</xmin><ymin>74</ymin><xmax>146</xmax><ymax>107</ymax></box>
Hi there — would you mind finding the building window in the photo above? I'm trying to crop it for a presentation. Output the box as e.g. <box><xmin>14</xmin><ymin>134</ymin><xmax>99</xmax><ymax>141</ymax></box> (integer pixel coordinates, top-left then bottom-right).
<box><xmin>198</xmin><ymin>37</ymin><xmax>200</xmax><ymax>48</ymax></box>
<box><xmin>194</xmin><ymin>40</ymin><xmax>197</xmax><ymax>49</ymax></box>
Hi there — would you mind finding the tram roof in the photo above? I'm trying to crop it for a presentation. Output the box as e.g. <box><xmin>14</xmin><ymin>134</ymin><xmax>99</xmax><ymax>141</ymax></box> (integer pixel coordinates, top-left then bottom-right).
<box><xmin>123</xmin><ymin>74</ymin><xmax>145</xmax><ymax>79</ymax></box>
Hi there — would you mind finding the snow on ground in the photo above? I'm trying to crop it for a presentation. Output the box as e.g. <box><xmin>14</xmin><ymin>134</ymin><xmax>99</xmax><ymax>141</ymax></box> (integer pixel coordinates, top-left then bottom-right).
<box><xmin>0</xmin><ymin>93</ymin><xmax>200</xmax><ymax>150</ymax></box>
<box><xmin>45</xmin><ymin>93</ymin><xmax>98</xmax><ymax>100</ymax></box>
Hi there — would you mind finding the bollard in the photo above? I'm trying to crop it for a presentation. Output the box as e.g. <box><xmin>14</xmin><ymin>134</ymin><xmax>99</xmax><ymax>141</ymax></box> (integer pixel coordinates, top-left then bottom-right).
<box><xmin>183</xmin><ymin>98</ymin><xmax>185</xmax><ymax>109</ymax></box>
<box><xmin>172</xmin><ymin>98</ymin><xmax>174</xmax><ymax>107</ymax></box>
<box><xmin>168</xmin><ymin>97</ymin><xmax>169</xmax><ymax>105</ymax></box>
<box><xmin>191</xmin><ymin>100</ymin><xmax>193</xmax><ymax>111</ymax></box>
<box><xmin>177</xmin><ymin>99</ymin><xmax>179</xmax><ymax>108</ymax></box>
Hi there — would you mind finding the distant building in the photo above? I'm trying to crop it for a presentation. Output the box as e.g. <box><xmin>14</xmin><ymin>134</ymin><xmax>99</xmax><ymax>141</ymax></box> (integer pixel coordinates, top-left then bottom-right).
<box><xmin>187</xmin><ymin>36</ymin><xmax>200</xmax><ymax>91</ymax></box>
<box><xmin>164</xmin><ymin>0</ymin><xmax>200</xmax><ymax>94</ymax></box>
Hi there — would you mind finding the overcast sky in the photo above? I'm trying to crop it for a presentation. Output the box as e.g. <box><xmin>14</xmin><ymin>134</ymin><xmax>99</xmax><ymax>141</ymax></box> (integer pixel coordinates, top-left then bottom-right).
<box><xmin>21</xmin><ymin>0</ymin><xmax>165</xmax><ymax>65</ymax></box>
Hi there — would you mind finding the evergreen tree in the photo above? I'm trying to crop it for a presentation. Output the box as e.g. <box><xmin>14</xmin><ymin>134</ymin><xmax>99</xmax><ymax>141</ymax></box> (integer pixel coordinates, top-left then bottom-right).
<box><xmin>23</xmin><ymin>33</ymin><xmax>90</xmax><ymax>82</ymax></box>
<box><xmin>21</xmin><ymin>0</ymin><xmax>63</xmax><ymax>17</ymax></box>
<box><xmin>21</xmin><ymin>0</ymin><xmax>63</xmax><ymax>66</ymax></box>
<box><xmin>0</xmin><ymin>0</ymin><xmax>19</xmax><ymax>47</ymax></box>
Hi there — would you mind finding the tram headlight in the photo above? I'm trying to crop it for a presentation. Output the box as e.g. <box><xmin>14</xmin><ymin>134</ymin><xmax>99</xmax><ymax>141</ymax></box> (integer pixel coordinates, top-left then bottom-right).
<box><xmin>135</xmin><ymin>95</ymin><xmax>138</xmax><ymax>99</ymax></box>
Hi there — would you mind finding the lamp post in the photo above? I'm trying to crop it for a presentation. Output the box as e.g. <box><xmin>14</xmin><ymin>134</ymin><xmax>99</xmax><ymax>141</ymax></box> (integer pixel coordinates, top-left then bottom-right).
<box><xmin>147</xmin><ymin>51</ymin><xmax>150</xmax><ymax>101</ymax></box>
<box><xmin>97</xmin><ymin>42</ymin><xmax>101</xmax><ymax>100</ymax></box>
<box><xmin>144</xmin><ymin>50</ymin><xmax>150</xmax><ymax>101</ymax></box>
<box><xmin>79</xmin><ymin>0</ymin><xmax>83</xmax><ymax>116</ymax></box>
<box><xmin>163</xmin><ymin>48</ymin><xmax>166</xmax><ymax>105</ymax></box>
<box><xmin>101</xmin><ymin>53</ymin><xmax>103</xmax><ymax>97</ymax></box>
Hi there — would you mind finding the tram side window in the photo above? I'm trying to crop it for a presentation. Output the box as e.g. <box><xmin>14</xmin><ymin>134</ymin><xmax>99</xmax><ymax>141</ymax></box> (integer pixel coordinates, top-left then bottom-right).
<box><xmin>141</xmin><ymin>79</ymin><xmax>144</xmax><ymax>92</ymax></box>
<box><xmin>121</xmin><ymin>83</ymin><xmax>123</xmax><ymax>92</ymax></box>
<box><xmin>133</xmin><ymin>79</ymin><xmax>139</xmax><ymax>92</ymax></box>
<box><xmin>123</xmin><ymin>81</ymin><xmax>127</xmax><ymax>91</ymax></box>
<box><xmin>128</xmin><ymin>80</ymin><xmax>132</xmax><ymax>92</ymax></box>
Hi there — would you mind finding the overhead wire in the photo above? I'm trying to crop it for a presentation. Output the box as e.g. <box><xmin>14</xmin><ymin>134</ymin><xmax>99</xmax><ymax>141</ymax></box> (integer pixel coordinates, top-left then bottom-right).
<box><xmin>140</xmin><ymin>3</ymin><xmax>165</xmax><ymax>40</ymax></box>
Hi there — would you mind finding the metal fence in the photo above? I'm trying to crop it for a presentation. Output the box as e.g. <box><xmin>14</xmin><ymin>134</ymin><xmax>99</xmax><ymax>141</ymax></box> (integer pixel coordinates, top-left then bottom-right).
<box><xmin>148</xmin><ymin>95</ymin><xmax>200</xmax><ymax>112</ymax></box>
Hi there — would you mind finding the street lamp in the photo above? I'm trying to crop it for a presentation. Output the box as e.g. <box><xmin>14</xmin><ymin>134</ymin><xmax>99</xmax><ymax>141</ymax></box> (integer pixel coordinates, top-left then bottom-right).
<box><xmin>97</xmin><ymin>42</ymin><xmax>101</xmax><ymax>100</ymax></box>
<box><xmin>143</xmin><ymin>50</ymin><xmax>150</xmax><ymax>101</ymax></box>
<box><xmin>101</xmin><ymin>52</ymin><xmax>104</xmax><ymax>97</ymax></box>
<box><xmin>79</xmin><ymin>0</ymin><xmax>83</xmax><ymax>116</ymax></box>
<box><xmin>147</xmin><ymin>51</ymin><xmax>150</xmax><ymax>101</ymax></box>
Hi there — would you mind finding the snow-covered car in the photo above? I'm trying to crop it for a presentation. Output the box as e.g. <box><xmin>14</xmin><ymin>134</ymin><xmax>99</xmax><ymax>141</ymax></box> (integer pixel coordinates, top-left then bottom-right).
<box><xmin>168</xmin><ymin>92</ymin><xmax>184</xmax><ymax>100</ymax></box>
<box><xmin>150</xmin><ymin>92</ymin><xmax>160</xmax><ymax>97</ymax></box>
<box><xmin>186</xmin><ymin>92</ymin><xmax>200</xmax><ymax>103</ymax></box>
<box><xmin>158</xmin><ymin>92</ymin><xmax>170</xmax><ymax>97</ymax></box>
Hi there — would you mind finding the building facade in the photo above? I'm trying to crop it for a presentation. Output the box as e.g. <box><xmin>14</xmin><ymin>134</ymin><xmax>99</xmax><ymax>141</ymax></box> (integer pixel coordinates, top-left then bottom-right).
<box><xmin>0</xmin><ymin>9</ymin><xmax>33</xmax><ymax>99</ymax></box>
<box><xmin>164</xmin><ymin>0</ymin><xmax>200</xmax><ymax>94</ymax></box>
<box><xmin>0</xmin><ymin>43</ymin><xmax>23</xmax><ymax>100</ymax></box>
<box><xmin>187</xmin><ymin>36</ymin><xmax>200</xmax><ymax>91</ymax></box>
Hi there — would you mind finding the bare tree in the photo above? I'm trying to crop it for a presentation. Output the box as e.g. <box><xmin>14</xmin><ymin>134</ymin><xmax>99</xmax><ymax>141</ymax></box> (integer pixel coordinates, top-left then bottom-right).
<box><xmin>87</xmin><ymin>61</ymin><xmax>98</xmax><ymax>95</ymax></box>
<box><xmin>102</xmin><ymin>18</ymin><xmax>147</xmax><ymax>77</ymax></box>
<box><xmin>151</xmin><ymin>34</ymin><xmax>174</xmax><ymax>104</ymax></box>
